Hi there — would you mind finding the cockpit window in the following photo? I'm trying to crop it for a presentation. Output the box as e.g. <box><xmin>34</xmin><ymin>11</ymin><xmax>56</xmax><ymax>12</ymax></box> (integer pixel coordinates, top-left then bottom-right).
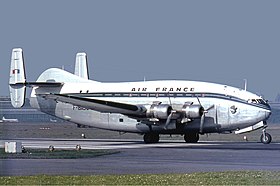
<box><xmin>248</xmin><ymin>99</ymin><xmax>269</xmax><ymax>106</ymax></box>
<box><xmin>257</xmin><ymin>99</ymin><xmax>268</xmax><ymax>105</ymax></box>
<box><xmin>250</xmin><ymin>99</ymin><xmax>258</xmax><ymax>104</ymax></box>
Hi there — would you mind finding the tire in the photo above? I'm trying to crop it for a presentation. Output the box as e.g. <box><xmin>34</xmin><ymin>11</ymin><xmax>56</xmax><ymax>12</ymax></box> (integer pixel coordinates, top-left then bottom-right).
<box><xmin>260</xmin><ymin>133</ymin><xmax>272</xmax><ymax>144</ymax></box>
<box><xmin>143</xmin><ymin>133</ymin><xmax>160</xmax><ymax>144</ymax></box>
<box><xmin>184</xmin><ymin>133</ymin><xmax>199</xmax><ymax>143</ymax></box>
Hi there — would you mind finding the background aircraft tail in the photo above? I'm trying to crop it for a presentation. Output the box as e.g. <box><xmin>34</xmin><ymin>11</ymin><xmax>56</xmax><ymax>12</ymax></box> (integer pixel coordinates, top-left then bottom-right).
<box><xmin>9</xmin><ymin>48</ymin><xmax>26</xmax><ymax>108</ymax></box>
<box><xmin>74</xmin><ymin>52</ymin><xmax>89</xmax><ymax>79</ymax></box>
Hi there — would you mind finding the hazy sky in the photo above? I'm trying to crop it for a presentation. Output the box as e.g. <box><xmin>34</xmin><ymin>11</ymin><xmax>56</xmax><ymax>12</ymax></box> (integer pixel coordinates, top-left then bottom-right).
<box><xmin>1</xmin><ymin>1</ymin><xmax>280</xmax><ymax>100</ymax></box>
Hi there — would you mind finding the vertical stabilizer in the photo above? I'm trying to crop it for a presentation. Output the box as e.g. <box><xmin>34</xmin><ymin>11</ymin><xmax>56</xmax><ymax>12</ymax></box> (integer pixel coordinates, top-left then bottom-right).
<box><xmin>9</xmin><ymin>48</ymin><xmax>26</xmax><ymax>108</ymax></box>
<box><xmin>74</xmin><ymin>52</ymin><xmax>89</xmax><ymax>79</ymax></box>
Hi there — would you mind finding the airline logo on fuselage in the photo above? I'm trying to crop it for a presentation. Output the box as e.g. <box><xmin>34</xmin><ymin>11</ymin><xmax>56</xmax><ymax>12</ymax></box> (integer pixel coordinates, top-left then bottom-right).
<box><xmin>131</xmin><ymin>87</ymin><xmax>195</xmax><ymax>92</ymax></box>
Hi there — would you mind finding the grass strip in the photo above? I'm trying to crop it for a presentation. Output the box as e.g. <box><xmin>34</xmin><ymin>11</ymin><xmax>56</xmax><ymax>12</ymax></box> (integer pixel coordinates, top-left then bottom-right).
<box><xmin>0</xmin><ymin>148</ymin><xmax>118</xmax><ymax>159</ymax></box>
<box><xmin>1</xmin><ymin>171</ymin><xmax>280</xmax><ymax>185</ymax></box>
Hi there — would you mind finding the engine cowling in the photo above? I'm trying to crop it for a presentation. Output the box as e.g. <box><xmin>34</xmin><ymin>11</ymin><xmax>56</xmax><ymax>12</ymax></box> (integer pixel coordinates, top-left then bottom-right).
<box><xmin>145</xmin><ymin>103</ymin><xmax>172</xmax><ymax>119</ymax></box>
<box><xmin>182</xmin><ymin>104</ymin><xmax>204</xmax><ymax>119</ymax></box>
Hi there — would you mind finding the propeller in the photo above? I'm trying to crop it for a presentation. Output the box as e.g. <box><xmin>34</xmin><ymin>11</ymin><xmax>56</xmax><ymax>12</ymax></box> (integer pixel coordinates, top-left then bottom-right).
<box><xmin>164</xmin><ymin>92</ymin><xmax>176</xmax><ymax>130</ymax></box>
<box><xmin>164</xmin><ymin>110</ymin><xmax>176</xmax><ymax>130</ymax></box>
<box><xmin>197</xmin><ymin>96</ymin><xmax>214</xmax><ymax>133</ymax></box>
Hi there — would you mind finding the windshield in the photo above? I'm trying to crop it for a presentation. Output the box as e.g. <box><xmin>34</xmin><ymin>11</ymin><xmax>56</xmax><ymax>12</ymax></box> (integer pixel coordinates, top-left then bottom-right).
<box><xmin>248</xmin><ymin>99</ymin><xmax>270</xmax><ymax>107</ymax></box>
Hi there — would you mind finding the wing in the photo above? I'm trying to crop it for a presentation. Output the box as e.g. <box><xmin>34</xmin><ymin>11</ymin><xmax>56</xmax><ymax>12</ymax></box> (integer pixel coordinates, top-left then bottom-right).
<box><xmin>39</xmin><ymin>93</ymin><xmax>146</xmax><ymax>116</ymax></box>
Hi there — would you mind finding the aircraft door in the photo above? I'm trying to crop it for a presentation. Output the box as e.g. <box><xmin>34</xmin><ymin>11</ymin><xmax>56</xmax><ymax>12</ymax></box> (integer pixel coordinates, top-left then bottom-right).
<box><xmin>216</xmin><ymin>104</ymin><xmax>229</xmax><ymax>125</ymax></box>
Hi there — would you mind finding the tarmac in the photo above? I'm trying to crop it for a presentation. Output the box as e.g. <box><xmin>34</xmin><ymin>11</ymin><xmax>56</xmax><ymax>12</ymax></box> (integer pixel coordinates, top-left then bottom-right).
<box><xmin>1</xmin><ymin>138</ymin><xmax>280</xmax><ymax>176</ymax></box>
<box><xmin>1</xmin><ymin>122</ymin><xmax>280</xmax><ymax>176</ymax></box>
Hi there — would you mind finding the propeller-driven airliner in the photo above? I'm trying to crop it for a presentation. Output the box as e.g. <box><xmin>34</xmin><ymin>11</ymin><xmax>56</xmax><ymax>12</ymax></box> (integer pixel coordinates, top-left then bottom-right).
<box><xmin>9</xmin><ymin>48</ymin><xmax>272</xmax><ymax>144</ymax></box>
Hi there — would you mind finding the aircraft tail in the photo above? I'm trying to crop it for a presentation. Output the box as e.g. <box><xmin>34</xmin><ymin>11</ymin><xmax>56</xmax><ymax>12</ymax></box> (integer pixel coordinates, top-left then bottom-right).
<box><xmin>9</xmin><ymin>48</ymin><xmax>26</xmax><ymax>108</ymax></box>
<box><xmin>74</xmin><ymin>52</ymin><xmax>89</xmax><ymax>79</ymax></box>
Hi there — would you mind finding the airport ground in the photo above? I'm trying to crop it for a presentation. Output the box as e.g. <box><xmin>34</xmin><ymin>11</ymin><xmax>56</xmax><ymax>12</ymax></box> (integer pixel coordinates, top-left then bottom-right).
<box><xmin>1</xmin><ymin>122</ymin><xmax>280</xmax><ymax>178</ymax></box>
<box><xmin>1</xmin><ymin>121</ymin><xmax>280</xmax><ymax>143</ymax></box>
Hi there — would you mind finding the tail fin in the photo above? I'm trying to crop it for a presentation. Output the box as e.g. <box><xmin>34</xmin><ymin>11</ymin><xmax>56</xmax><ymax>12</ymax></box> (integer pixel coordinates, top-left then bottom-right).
<box><xmin>9</xmin><ymin>48</ymin><xmax>26</xmax><ymax>108</ymax></box>
<box><xmin>74</xmin><ymin>52</ymin><xmax>89</xmax><ymax>79</ymax></box>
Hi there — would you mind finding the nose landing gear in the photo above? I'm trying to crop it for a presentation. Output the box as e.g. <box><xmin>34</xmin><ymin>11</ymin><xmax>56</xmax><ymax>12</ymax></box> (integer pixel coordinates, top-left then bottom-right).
<box><xmin>260</xmin><ymin>128</ymin><xmax>272</xmax><ymax>144</ymax></box>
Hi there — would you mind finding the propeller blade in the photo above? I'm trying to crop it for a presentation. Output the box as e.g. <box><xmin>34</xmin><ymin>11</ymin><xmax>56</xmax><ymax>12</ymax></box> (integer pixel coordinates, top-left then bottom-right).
<box><xmin>164</xmin><ymin>111</ymin><xmax>175</xmax><ymax>130</ymax></box>
<box><xmin>196</xmin><ymin>96</ymin><xmax>202</xmax><ymax>107</ymax></box>
<box><xmin>199</xmin><ymin>105</ymin><xmax>214</xmax><ymax>133</ymax></box>
<box><xmin>196</xmin><ymin>97</ymin><xmax>215</xmax><ymax>133</ymax></box>
<box><xmin>168</xmin><ymin>92</ymin><xmax>172</xmax><ymax>106</ymax></box>
<box><xmin>199</xmin><ymin>113</ymin><xmax>205</xmax><ymax>133</ymax></box>
<box><xmin>205</xmin><ymin>104</ymin><xmax>215</xmax><ymax>112</ymax></box>
<box><xmin>164</xmin><ymin>92</ymin><xmax>174</xmax><ymax>130</ymax></box>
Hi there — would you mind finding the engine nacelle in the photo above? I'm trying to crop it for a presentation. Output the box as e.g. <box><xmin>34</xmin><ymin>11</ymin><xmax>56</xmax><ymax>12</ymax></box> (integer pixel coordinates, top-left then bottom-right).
<box><xmin>182</xmin><ymin>104</ymin><xmax>204</xmax><ymax>119</ymax></box>
<box><xmin>145</xmin><ymin>103</ymin><xmax>172</xmax><ymax>119</ymax></box>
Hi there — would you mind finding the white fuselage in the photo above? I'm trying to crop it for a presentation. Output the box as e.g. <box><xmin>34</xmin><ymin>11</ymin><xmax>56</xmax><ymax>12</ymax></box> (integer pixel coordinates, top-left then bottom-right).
<box><xmin>30</xmin><ymin>68</ymin><xmax>271</xmax><ymax>134</ymax></box>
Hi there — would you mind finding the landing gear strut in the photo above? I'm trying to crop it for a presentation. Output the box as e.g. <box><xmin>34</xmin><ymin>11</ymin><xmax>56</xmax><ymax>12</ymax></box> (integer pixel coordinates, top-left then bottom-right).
<box><xmin>184</xmin><ymin>132</ymin><xmax>199</xmax><ymax>143</ymax></box>
<box><xmin>143</xmin><ymin>133</ymin><xmax>160</xmax><ymax>144</ymax></box>
<box><xmin>260</xmin><ymin>128</ymin><xmax>272</xmax><ymax>144</ymax></box>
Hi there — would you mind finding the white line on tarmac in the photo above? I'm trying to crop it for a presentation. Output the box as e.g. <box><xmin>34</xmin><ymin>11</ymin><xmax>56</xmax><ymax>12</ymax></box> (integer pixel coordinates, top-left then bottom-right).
<box><xmin>0</xmin><ymin>139</ymin><xmax>222</xmax><ymax>150</ymax></box>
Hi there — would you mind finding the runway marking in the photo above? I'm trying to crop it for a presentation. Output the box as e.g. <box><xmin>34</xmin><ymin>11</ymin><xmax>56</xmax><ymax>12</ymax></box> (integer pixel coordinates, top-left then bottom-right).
<box><xmin>0</xmin><ymin>139</ymin><xmax>226</xmax><ymax>150</ymax></box>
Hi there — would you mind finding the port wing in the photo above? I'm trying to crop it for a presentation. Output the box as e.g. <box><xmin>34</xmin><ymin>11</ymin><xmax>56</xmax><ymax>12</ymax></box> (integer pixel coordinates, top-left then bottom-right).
<box><xmin>38</xmin><ymin>93</ymin><xmax>146</xmax><ymax>116</ymax></box>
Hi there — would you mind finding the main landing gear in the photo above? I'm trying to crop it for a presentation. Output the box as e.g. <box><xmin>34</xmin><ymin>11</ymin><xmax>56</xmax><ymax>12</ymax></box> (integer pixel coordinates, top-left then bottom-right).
<box><xmin>260</xmin><ymin>128</ymin><xmax>272</xmax><ymax>144</ymax></box>
<box><xmin>184</xmin><ymin>132</ymin><xmax>199</xmax><ymax>143</ymax></box>
<box><xmin>143</xmin><ymin>132</ymin><xmax>200</xmax><ymax>144</ymax></box>
<box><xmin>143</xmin><ymin>133</ymin><xmax>160</xmax><ymax>144</ymax></box>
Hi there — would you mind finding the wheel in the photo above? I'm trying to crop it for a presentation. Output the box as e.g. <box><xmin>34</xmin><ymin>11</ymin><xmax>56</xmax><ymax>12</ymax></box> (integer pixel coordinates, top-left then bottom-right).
<box><xmin>184</xmin><ymin>133</ymin><xmax>199</xmax><ymax>143</ymax></box>
<box><xmin>260</xmin><ymin>133</ymin><xmax>272</xmax><ymax>144</ymax></box>
<box><xmin>143</xmin><ymin>133</ymin><xmax>160</xmax><ymax>144</ymax></box>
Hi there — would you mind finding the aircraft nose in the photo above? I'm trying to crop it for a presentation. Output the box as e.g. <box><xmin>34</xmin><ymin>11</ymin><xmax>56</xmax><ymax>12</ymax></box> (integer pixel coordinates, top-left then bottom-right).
<box><xmin>262</xmin><ymin>107</ymin><xmax>271</xmax><ymax>121</ymax></box>
<box><xmin>266</xmin><ymin>110</ymin><xmax>271</xmax><ymax>119</ymax></box>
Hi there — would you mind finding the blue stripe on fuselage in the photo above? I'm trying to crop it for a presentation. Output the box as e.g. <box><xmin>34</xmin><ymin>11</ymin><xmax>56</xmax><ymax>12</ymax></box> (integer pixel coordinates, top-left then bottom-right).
<box><xmin>64</xmin><ymin>92</ymin><xmax>271</xmax><ymax>111</ymax></box>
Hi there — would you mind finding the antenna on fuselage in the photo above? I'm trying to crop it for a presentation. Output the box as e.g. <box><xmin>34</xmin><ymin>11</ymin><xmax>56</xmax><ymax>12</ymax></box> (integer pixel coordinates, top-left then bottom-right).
<box><xmin>244</xmin><ymin>79</ymin><xmax>247</xmax><ymax>91</ymax></box>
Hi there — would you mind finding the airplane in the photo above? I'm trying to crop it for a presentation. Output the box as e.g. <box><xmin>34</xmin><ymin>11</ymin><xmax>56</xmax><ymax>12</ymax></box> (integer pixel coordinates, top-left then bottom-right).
<box><xmin>49</xmin><ymin>118</ymin><xmax>57</xmax><ymax>123</ymax></box>
<box><xmin>9</xmin><ymin>48</ymin><xmax>272</xmax><ymax>144</ymax></box>
<box><xmin>0</xmin><ymin>116</ymin><xmax>19</xmax><ymax>123</ymax></box>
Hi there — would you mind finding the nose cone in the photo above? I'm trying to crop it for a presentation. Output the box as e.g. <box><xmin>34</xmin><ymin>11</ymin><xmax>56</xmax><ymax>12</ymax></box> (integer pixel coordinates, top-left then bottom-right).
<box><xmin>265</xmin><ymin>109</ymin><xmax>272</xmax><ymax>120</ymax></box>
<box><xmin>263</xmin><ymin>101</ymin><xmax>272</xmax><ymax>121</ymax></box>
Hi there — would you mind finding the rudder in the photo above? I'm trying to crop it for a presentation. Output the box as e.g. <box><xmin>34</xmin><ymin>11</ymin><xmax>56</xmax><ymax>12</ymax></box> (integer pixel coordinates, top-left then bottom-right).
<box><xmin>9</xmin><ymin>48</ymin><xmax>26</xmax><ymax>108</ymax></box>
<box><xmin>74</xmin><ymin>52</ymin><xmax>89</xmax><ymax>79</ymax></box>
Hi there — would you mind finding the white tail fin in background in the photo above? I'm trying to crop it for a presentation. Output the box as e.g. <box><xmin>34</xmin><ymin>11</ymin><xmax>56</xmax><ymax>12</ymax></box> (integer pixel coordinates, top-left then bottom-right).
<box><xmin>74</xmin><ymin>52</ymin><xmax>89</xmax><ymax>79</ymax></box>
<box><xmin>9</xmin><ymin>48</ymin><xmax>26</xmax><ymax>108</ymax></box>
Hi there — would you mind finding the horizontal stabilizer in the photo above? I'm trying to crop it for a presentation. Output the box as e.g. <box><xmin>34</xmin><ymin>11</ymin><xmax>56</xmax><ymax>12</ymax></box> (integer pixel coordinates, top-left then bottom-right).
<box><xmin>25</xmin><ymin>82</ymin><xmax>63</xmax><ymax>87</ymax></box>
<box><xmin>74</xmin><ymin>52</ymin><xmax>89</xmax><ymax>79</ymax></box>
